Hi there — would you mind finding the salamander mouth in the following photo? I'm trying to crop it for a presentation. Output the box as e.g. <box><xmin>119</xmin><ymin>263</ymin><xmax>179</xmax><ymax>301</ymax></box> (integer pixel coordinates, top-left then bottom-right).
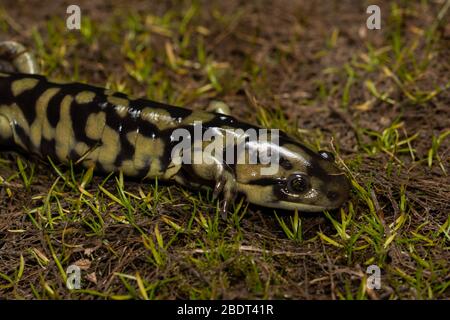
<box><xmin>269</xmin><ymin>201</ymin><xmax>330</xmax><ymax>212</ymax></box>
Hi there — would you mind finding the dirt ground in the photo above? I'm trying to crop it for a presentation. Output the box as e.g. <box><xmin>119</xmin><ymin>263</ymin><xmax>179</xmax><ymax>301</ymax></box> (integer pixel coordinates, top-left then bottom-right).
<box><xmin>0</xmin><ymin>0</ymin><xmax>449</xmax><ymax>299</ymax></box>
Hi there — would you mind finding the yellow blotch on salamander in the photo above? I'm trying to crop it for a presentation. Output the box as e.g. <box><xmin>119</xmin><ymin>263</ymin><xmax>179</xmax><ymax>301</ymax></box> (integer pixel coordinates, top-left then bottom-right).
<box><xmin>55</xmin><ymin>95</ymin><xmax>75</xmax><ymax>161</ymax></box>
<box><xmin>128</xmin><ymin>131</ymin><xmax>165</xmax><ymax>174</ymax></box>
<box><xmin>107</xmin><ymin>96</ymin><xmax>130</xmax><ymax>108</ymax></box>
<box><xmin>75</xmin><ymin>91</ymin><xmax>96</xmax><ymax>104</ymax></box>
<box><xmin>145</xmin><ymin>158</ymin><xmax>165</xmax><ymax>179</ymax></box>
<box><xmin>119</xmin><ymin>159</ymin><xmax>139</xmax><ymax>177</ymax></box>
<box><xmin>74</xmin><ymin>141</ymin><xmax>90</xmax><ymax>158</ymax></box>
<box><xmin>30</xmin><ymin>87</ymin><xmax>60</xmax><ymax>149</ymax></box>
<box><xmin>140</xmin><ymin>107</ymin><xmax>178</xmax><ymax>130</ymax></box>
<box><xmin>85</xmin><ymin>112</ymin><xmax>106</xmax><ymax>141</ymax></box>
<box><xmin>76</xmin><ymin>143</ymin><xmax>101</xmax><ymax>167</ymax></box>
<box><xmin>11</xmin><ymin>78</ymin><xmax>39</xmax><ymax>96</ymax></box>
<box><xmin>0</xmin><ymin>113</ymin><xmax>12</xmax><ymax>140</ymax></box>
<box><xmin>97</xmin><ymin>125</ymin><xmax>121</xmax><ymax>171</ymax></box>
<box><xmin>182</xmin><ymin>111</ymin><xmax>216</xmax><ymax>126</ymax></box>
<box><xmin>115</xmin><ymin>104</ymin><xmax>129</xmax><ymax>118</ymax></box>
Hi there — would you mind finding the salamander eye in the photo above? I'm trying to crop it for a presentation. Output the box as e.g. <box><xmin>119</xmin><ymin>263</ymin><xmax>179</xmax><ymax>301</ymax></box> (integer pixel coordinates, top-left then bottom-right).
<box><xmin>287</xmin><ymin>174</ymin><xmax>309</xmax><ymax>194</ymax></box>
<box><xmin>318</xmin><ymin>150</ymin><xmax>335</xmax><ymax>161</ymax></box>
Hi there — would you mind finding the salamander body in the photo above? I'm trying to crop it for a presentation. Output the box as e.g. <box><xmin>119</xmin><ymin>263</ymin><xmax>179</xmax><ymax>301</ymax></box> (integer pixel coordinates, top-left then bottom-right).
<box><xmin>0</xmin><ymin>41</ymin><xmax>350</xmax><ymax>212</ymax></box>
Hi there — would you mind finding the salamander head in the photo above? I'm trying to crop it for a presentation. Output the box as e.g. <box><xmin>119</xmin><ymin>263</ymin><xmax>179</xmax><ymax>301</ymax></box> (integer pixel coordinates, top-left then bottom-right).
<box><xmin>235</xmin><ymin>139</ymin><xmax>351</xmax><ymax>211</ymax></box>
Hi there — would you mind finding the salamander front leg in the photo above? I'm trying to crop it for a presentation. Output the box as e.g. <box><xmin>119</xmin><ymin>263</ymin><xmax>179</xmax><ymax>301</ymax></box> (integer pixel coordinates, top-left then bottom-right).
<box><xmin>212</xmin><ymin>166</ymin><xmax>237</xmax><ymax>219</ymax></box>
<box><xmin>172</xmin><ymin>170</ymin><xmax>202</xmax><ymax>190</ymax></box>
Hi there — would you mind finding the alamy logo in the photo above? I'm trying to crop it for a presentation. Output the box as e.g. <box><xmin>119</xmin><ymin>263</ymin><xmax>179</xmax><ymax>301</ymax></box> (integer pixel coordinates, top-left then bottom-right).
<box><xmin>366</xmin><ymin>5</ymin><xmax>381</xmax><ymax>30</ymax></box>
<box><xmin>366</xmin><ymin>265</ymin><xmax>381</xmax><ymax>289</ymax></box>
<box><xmin>66</xmin><ymin>5</ymin><xmax>81</xmax><ymax>30</ymax></box>
<box><xmin>66</xmin><ymin>265</ymin><xmax>81</xmax><ymax>290</ymax></box>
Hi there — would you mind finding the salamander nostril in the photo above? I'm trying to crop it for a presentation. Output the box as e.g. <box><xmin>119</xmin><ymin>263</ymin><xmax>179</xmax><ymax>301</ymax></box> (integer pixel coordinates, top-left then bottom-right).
<box><xmin>327</xmin><ymin>191</ymin><xmax>339</xmax><ymax>201</ymax></box>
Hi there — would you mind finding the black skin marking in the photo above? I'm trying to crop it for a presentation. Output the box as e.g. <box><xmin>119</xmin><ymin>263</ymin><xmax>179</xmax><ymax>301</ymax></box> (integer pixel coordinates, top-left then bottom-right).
<box><xmin>306</xmin><ymin>161</ymin><xmax>329</xmax><ymax>181</ymax></box>
<box><xmin>0</xmin><ymin>133</ymin><xmax>14</xmax><ymax>148</ymax></box>
<box><xmin>46</xmin><ymin>91</ymin><xmax>64</xmax><ymax>127</ymax></box>
<box><xmin>202</xmin><ymin>114</ymin><xmax>256</xmax><ymax>132</ymax></box>
<box><xmin>13</xmin><ymin>124</ymin><xmax>32</xmax><ymax>152</ymax></box>
<box><xmin>112</xmin><ymin>115</ymin><xmax>139</xmax><ymax>168</ymax></box>
<box><xmin>248</xmin><ymin>177</ymin><xmax>285</xmax><ymax>186</ymax></box>
<box><xmin>59</xmin><ymin>79</ymin><xmax>109</xmax><ymax>96</ymax></box>
<box><xmin>159</xmin><ymin>135</ymin><xmax>176</xmax><ymax>173</ymax></box>
<box><xmin>104</xmin><ymin>105</ymin><xmax>123</xmax><ymax>131</ymax></box>
<box><xmin>135</xmin><ymin>166</ymin><xmax>152</xmax><ymax>179</ymax></box>
<box><xmin>95</xmin><ymin>162</ymin><xmax>107</xmax><ymax>174</ymax></box>
<box><xmin>273</xmin><ymin>185</ymin><xmax>286</xmax><ymax>202</ymax></box>
<box><xmin>136</xmin><ymin>117</ymin><xmax>159</xmax><ymax>138</ymax></box>
<box><xmin>308</xmin><ymin>162</ymin><xmax>334</xmax><ymax>199</ymax></box>
<box><xmin>279</xmin><ymin>157</ymin><xmax>293</xmax><ymax>170</ymax></box>
<box><xmin>318</xmin><ymin>150</ymin><xmax>335</xmax><ymax>161</ymax></box>
<box><xmin>113</xmin><ymin>144</ymin><xmax>134</xmax><ymax>168</ymax></box>
<box><xmin>132</xmin><ymin>98</ymin><xmax>193</xmax><ymax>120</ymax></box>
<box><xmin>109</xmin><ymin>91</ymin><xmax>129</xmax><ymax>99</ymax></box>
<box><xmin>40</xmin><ymin>137</ymin><xmax>57</xmax><ymax>160</ymax></box>
<box><xmin>327</xmin><ymin>191</ymin><xmax>339</xmax><ymax>201</ymax></box>
<box><xmin>69</xmin><ymin>149</ymin><xmax>80</xmax><ymax>162</ymax></box>
<box><xmin>0</xmin><ymin>61</ymin><xmax>15</xmax><ymax>73</ymax></box>
<box><xmin>0</xmin><ymin>76</ymin><xmax>14</xmax><ymax>103</ymax></box>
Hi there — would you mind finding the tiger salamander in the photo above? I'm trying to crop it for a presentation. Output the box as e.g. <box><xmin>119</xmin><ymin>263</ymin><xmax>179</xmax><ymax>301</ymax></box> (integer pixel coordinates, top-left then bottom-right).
<box><xmin>0</xmin><ymin>41</ymin><xmax>350</xmax><ymax>213</ymax></box>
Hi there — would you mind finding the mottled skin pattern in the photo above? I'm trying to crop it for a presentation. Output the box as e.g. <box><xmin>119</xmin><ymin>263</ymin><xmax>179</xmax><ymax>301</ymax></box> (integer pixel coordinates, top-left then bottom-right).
<box><xmin>0</xmin><ymin>41</ymin><xmax>350</xmax><ymax>213</ymax></box>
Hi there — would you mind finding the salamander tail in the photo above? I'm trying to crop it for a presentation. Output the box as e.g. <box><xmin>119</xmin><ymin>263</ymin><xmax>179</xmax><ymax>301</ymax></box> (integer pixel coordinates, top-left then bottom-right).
<box><xmin>0</xmin><ymin>41</ymin><xmax>39</xmax><ymax>74</ymax></box>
